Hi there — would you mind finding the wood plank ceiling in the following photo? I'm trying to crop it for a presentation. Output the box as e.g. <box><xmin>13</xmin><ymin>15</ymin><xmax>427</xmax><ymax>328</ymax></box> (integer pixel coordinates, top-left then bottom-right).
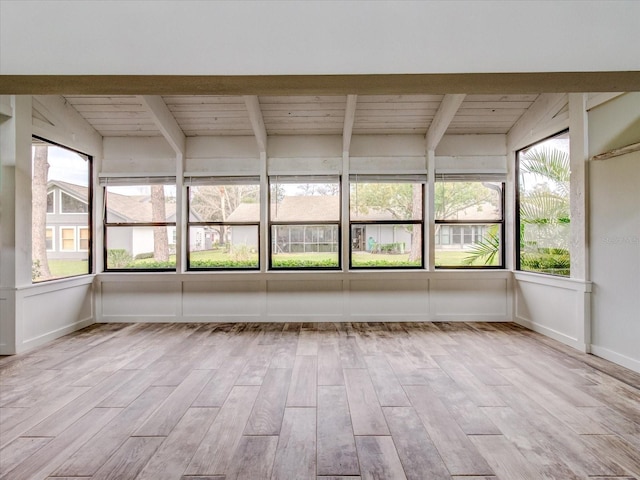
<box><xmin>63</xmin><ymin>94</ymin><xmax>540</xmax><ymax>138</ymax></box>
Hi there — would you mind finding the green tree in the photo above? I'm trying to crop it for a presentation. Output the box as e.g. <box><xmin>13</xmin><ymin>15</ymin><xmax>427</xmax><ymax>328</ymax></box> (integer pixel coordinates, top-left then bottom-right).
<box><xmin>32</xmin><ymin>145</ymin><xmax>52</xmax><ymax>280</ymax></box>
<box><xmin>463</xmin><ymin>145</ymin><xmax>570</xmax><ymax>273</ymax></box>
<box><xmin>190</xmin><ymin>185</ymin><xmax>259</xmax><ymax>244</ymax></box>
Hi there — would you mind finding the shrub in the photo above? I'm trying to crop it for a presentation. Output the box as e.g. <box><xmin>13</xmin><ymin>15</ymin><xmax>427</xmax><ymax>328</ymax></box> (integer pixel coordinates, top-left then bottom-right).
<box><xmin>271</xmin><ymin>258</ymin><xmax>338</xmax><ymax>268</ymax></box>
<box><xmin>107</xmin><ymin>249</ymin><xmax>133</xmax><ymax>269</ymax></box>
<box><xmin>190</xmin><ymin>259</ymin><xmax>258</xmax><ymax>268</ymax></box>
<box><xmin>134</xmin><ymin>252</ymin><xmax>154</xmax><ymax>260</ymax></box>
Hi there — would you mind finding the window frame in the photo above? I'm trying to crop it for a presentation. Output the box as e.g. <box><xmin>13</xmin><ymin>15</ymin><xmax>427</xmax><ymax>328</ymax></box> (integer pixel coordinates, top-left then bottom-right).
<box><xmin>31</xmin><ymin>135</ymin><xmax>93</xmax><ymax>283</ymax></box>
<box><xmin>103</xmin><ymin>180</ymin><xmax>177</xmax><ymax>272</ymax></box>
<box><xmin>268</xmin><ymin>175</ymin><xmax>342</xmax><ymax>270</ymax></box>
<box><xmin>434</xmin><ymin>177</ymin><xmax>506</xmax><ymax>269</ymax></box>
<box><xmin>349</xmin><ymin>176</ymin><xmax>425</xmax><ymax>270</ymax></box>
<box><xmin>186</xmin><ymin>177</ymin><xmax>261</xmax><ymax>271</ymax></box>
<box><xmin>515</xmin><ymin>129</ymin><xmax>571</xmax><ymax>277</ymax></box>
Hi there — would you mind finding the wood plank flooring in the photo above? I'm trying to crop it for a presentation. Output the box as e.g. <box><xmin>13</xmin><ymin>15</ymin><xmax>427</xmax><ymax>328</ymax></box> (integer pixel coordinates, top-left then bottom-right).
<box><xmin>1</xmin><ymin>322</ymin><xmax>640</xmax><ymax>480</ymax></box>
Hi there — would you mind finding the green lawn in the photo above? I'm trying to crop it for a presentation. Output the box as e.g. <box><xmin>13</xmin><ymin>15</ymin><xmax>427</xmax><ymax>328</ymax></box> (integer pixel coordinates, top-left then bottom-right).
<box><xmin>33</xmin><ymin>259</ymin><xmax>89</xmax><ymax>282</ymax></box>
<box><xmin>435</xmin><ymin>250</ymin><xmax>499</xmax><ymax>267</ymax></box>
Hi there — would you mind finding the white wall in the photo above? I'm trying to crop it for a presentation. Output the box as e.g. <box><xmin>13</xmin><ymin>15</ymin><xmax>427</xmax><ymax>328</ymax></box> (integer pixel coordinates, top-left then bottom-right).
<box><xmin>0</xmin><ymin>95</ymin><xmax>102</xmax><ymax>354</ymax></box>
<box><xmin>2</xmin><ymin>1</ymin><xmax>639</xmax><ymax>75</ymax></box>
<box><xmin>588</xmin><ymin>93</ymin><xmax>640</xmax><ymax>372</ymax></box>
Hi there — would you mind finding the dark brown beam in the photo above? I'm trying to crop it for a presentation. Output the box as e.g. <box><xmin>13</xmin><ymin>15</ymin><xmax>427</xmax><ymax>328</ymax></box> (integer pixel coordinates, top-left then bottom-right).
<box><xmin>1</xmin><ymin>71</ymin><xmax>639</xmax><ymax>96</ymax></box>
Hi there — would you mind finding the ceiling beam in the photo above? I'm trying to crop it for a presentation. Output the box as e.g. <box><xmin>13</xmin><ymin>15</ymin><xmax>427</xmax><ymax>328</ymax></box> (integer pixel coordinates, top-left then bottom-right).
<box><xmin>138</xmin><ymin>95</ymin><xmax>185</xmax><ymax>155</ymax></box>
<box><xmin>343</xmin><ymin>94</ymin><xmax>357</xmax><ymax>154</ymax></box>
<box><xmin>507</xmin><ymin>93</ymin><xmax>566</xmax><ymax>150</ymax></box>
<box><xmin>425</xmin><ymin>93</ymin><xmax>466</xmax><ymax>150</ymax></box>
<box><xmin>3</xmin><ymin>72</ymin><xmax>639</xmax><ymax>95</ymax></box>
<box><xmin>244</xmin><ymin>95</ymin><xmax>267</xmax><ymax>154</ymax></box>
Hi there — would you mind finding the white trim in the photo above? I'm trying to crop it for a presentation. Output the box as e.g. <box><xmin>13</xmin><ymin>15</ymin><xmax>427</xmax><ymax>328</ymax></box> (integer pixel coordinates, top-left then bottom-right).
<box><xmin>590</xmin><ymin>345</ymin><xmax>640</xmax><ymax>374</ymax></box>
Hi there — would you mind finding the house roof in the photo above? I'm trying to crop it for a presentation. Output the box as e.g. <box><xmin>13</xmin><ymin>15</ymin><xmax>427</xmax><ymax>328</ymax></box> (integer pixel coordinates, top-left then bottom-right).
<box><xmin>49</xmin><ymin>180</ymin><xmax>176</xmax><ymax>222</ymax></box>
<box><xmin>226</xmin><ymin>196</ymin><xmax>402</xmax><ymax>222</ymax></box>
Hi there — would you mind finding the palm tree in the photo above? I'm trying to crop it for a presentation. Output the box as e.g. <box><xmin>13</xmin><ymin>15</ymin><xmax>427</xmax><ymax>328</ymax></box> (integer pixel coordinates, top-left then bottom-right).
<box><xmin>463</xmin><ymin>145</ymin><xmax>570</xmax><ymax>275</ymax></box>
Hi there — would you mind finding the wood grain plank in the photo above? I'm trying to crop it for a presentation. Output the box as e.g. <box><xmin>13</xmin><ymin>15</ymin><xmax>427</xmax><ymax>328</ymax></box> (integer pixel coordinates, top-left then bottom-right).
<box><xmin>191</xmin><ymin>357</ymin><xmax>247</xmax><ymax>407</ymax></box>
<box><xmin>271</xmin><ymin>407</ymin><xmax>316</xmax><ymax>480</ymax></box>
<box><xmin>343</xmin><ymin>369</ymin><xmax>389</xmax><ymax>436</ymax></box>
<box><xmin>185</xmin><ymin>386</ymin><xmax>260</xmax><ymax>476</ymax></box>
<box><xmin>24</xmin><ymin>369</ymin><xmax>137</xmax><ymax>437</ymax></box>
<box><xmin>404</xmin><ymin>385</ymin><xmax>493</xmax><ymax>476</ymax></box>
<box><xmin>470</xmin><ymin>434</ymin><xmax>557</xmax><ymax>480</ymax></box>
<box><xmin>0</xmin><ymin>407</ymin><xmax>121</xmax><ymax>480</ymax></box>
<box><xmin>244</xmin><ymin>368</ymin><xmax>292</xmax><ymax>435</ymax></box>
<box><xmin>383</xmin><ymin>406</ymin><xmax>450</xmax><ymax>480</ymax></box>
<box><xmin>479</xmin><ymin>406</ymin><xmax>583</xmax><ymax>479</ymax></box>
<box><xmin>0</xmin><ymin>437</ymin><xmax>51</xmax><ymax>474</ymax></box>
<box><xmin>136</xmin><ymin>407</ymin><xmax>219</xmax><ymax>480</ymax></box>
<box><xmin>54</xmin><ymin>385</ymin><xmax>173</xmax><ymax>476</ymax></box>
<box><xmin>421</xmin><ymin>368</ymin><xmax>500</xmax><ymax>435</ymax></box>
<box><xmin>355</xmin><ymin>436</ymin><xmax>407</xmax><ymax>480</ymax></box>
<box><xmin>498</xmin><ymin>368</ymin><xmax>610</xmax><ymax>434</ymax></box>
<box><xmin>364</xmin><ymin>356</ymin><xmax>410</xmax><ymax>407</ymax></box>
<box><xmin>433</xmin><ymin>355</ymin><xmax>505</xmax><ymax>407</ymax></box>
<box><xmin>317</xmin><ymin>343</ymin><xmax>344</xmax><ymax>386</ymax></box>
<box><xmin>317</xmin><ymin>386</ymin><xmax>359</xmax><ymax>476</ymax></box>
<box><xmin>581</xmin><ymin>434</ymin><xmax>640</xmax><ymax>477</ymax></box>
<box><xmin>494</xmin><ymin>385</ymin><xmax>624</xmax><ymax>476</ymax></box>
<box><xmin>286</xmin><ymin>355</ymin><xmax>317</xmax><ymax>407</ymax></box>
<box><xmin>91</xmin><ymin>436</ymin><xmax>164</xmax><ymax>480</ymax></box>
<box><xmin>134</xmin><ymin>369</ymin><xmax>211</xmax><ymax>436</ymax></box>
<box><xmin>225</xmin><ymin>435</ymin><xmax>278</xmax><ymax>480</ymax></box>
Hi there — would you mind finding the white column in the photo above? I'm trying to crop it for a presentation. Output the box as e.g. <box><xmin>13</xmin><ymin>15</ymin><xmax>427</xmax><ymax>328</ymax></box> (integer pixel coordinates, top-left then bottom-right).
<box><xmin>569</xmin><ymin>93</ymin><xmax>589</xmax><ymax>281</ymax></box>
<box><xmin>0</xmin><ymin>95</ymin><xmax>32</xmax><ymax>354</ymax></box>
<box><xmin>426</xmin><ymin>149</ymin><xmax>435</xmax><ymax>270</ymax></box>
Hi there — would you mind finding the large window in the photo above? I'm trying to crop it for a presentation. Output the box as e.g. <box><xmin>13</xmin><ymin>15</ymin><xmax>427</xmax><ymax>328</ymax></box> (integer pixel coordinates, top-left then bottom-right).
<box><xmin>31</xmin><ymin>137</ymin><xmax>91</xmax><ymax>282</ymax></box>
<box><xmin>517</xmin><ymin>131</ymin><xmax>570</xmax><ymax>276</ymax></box>
<box><xmin>350</xmin><ymin>176</ymin><xmax>424</xmax><ymax>268</ymax></box>
<box><xmin>103</xmin><ymin>178</ymin><xmax>176</xmax><ymax>270</ymax></box>
<box><xmin>269</xmin><ymin>176</ymin><xmax>340</xmax><ymax>269</ymax></box>
<box><xmin>434</xmin><ymin>176</ymin><xmax>504</xmax><ymax>268</ymax></box>
<box><xmin>187</xmin><ymin>177</ymin><xmax>260</xmax><ymax>269</ymax></box>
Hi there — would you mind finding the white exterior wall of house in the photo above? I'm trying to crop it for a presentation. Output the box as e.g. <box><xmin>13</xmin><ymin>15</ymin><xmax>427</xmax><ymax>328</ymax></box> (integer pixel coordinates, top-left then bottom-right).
<box><xmin>230</xmin><ymin>226</ymin><xmax>259</xmax><ymax>251</ymax></box>
<box><xmin>1</xmin><ymin>2</ymin><xmax>639</xmax><ymax>373</ymax></box>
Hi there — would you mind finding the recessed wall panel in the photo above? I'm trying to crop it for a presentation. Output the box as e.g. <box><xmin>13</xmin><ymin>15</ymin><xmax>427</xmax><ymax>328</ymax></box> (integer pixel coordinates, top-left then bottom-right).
<box><xmin>349</xmin><ymin>279</ymin><xmax>428</xmax><ymax>317</ymax></box>
<box><xmin>183</xmin><ymin>280</ymin><xmax>262</xmax><ymax>317</ymax></box>
<box><xmin>431</xmin><ymin>278</ymin><xmax>507</xmax><ymax>319</ymax></box>
<box><xmin>267</xmin><ymin>279</ymin><xmax>343</xmax><ymax>316</ymax></box>
<box><xmin>101</xmin><ymin>281</ymin><xmax>178</xmax><ymax>317</ymax></box>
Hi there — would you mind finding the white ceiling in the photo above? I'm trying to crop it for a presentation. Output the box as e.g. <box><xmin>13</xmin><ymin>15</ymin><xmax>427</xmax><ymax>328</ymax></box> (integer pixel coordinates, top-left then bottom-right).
<box><xmin>62</xmin><ymin>94</ymin><xmax>540</xmax><ymax>138</ymax></box>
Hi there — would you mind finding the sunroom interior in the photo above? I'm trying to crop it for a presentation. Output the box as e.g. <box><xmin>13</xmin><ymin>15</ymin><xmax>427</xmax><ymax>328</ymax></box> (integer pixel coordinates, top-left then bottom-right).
<box><xmin>1</xmin><ymin>86</ymin><xmax>639</xmax><ymax>377</ymax></box>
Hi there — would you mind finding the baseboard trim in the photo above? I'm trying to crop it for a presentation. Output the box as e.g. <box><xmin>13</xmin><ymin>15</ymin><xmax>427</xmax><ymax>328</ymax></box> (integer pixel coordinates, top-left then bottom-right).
<box><xmin>591</xmin><ymin>344</ymin><xmax>640</xmax><ymax>374</ymax></box>
<box><xmin>514</xmin><ymin>316</ymin><xmax>587</xmax><ymax>352</ymax></box>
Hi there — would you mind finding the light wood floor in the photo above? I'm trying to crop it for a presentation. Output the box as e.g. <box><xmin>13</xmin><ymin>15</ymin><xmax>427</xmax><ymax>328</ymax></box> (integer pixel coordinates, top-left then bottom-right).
<box><xmin>1</xmin><ymin>322</ymin><xmax>639</xmax><ymax>480</ymax></box>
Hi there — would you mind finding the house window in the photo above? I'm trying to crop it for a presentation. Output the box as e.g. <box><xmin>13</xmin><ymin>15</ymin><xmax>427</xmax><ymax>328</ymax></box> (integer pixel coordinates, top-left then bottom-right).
<box><xmin>269</xmin><ymin>175</ymin><xmax>340</xmax><ymax>269</ymax></box>
<box><xmin>79</xmin><ymin>227</ymin><xmax>90</xmax><ymax>251</ymax></box>
<box><xmin>517</xmin><ymin>130</ymin><xmax>570</xmax><ymax>276</ymax></box>
<box><xmin>31</xmin><ymin>137</ymin><xmax>91</xmax><ymax>283</ymax></box>
<box><xmin>47</xmin><ymin>191</ymin><xmax>54</xmax><ymax>213</ymax></box>
<box><xmin>186</xmin><ymin>176</ymin><xmax>260</xmax><ymax>270</ymax></box>
<box><xmin>61</xmin><ymin>191</ymin><xmax>89</xmax><ymax>213</ymax></box>
<box><xmin>46</xmin><ymin>227</ymin><xmax>54</xmax><ymax>251</ymax></box>
<box><xmin>349</xmin><ymin>175</ymin><xmax>425</xmax><ymax>268</ymax></box>
<box><xmin>103</xmin><ymin>178</ymin><xmax>177</xmax><ymax>270</ymax></box>
<box><xmin>60</xmin><ymin>227</ymin><xmax>76</xmax><ymax>251</ymax></box>
<box><xmin>434</xmin><ymin>175</ymin><xmax>505</xmax><ymax>268</ymax></box>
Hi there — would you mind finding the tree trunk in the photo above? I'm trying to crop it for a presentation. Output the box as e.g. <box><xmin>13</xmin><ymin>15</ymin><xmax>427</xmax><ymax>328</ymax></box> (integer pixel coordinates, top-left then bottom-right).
<box><xmin>32</xmin><ymin>145</ymin><xmax>52</xmax><ymax>279</ymax></box>
<box><xmin>151</xmin><ymin>185</ymin><xmax>169</xmax><ymax>262</ymax></box>
<box><xmin>408</xmin><ymin>184</ymin><xmax>422</xmax><ymax>262</ymax></box>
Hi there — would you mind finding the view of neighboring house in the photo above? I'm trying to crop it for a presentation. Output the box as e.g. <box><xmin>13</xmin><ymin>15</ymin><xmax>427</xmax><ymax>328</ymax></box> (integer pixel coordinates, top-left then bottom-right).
<box><xmin>47</xmin><ymin>181</ymin><xmax>204</xmax><ymax>259</ymax></box>
<box><xmin>45</xmin><ymin>180</ymin><xmax>91</xmax><ymax>260</ymax></box>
